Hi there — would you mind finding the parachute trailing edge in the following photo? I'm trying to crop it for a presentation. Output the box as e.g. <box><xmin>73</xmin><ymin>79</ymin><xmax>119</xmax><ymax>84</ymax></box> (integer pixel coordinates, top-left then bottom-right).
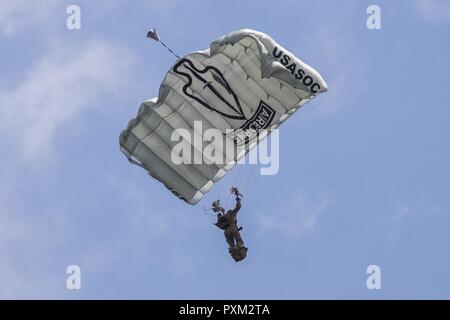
<box><xmin>120</xmin><ymin>29</ymin><xmax>327</xmax><ymax>205</ymax></box>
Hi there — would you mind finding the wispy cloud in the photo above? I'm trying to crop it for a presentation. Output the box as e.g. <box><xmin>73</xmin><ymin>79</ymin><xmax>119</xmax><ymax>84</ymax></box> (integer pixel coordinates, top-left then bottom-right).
<box><xmin>0</xmin><ymin>0</ymin><xmax>141</xmax><ymax>298</ymax></box>
<box><xmin>257</xmin><ymin>190</ymin><xmax>333</xmax><ymax>238</ymax></box>
<box><xmin>385</xmin><ymin>196</ymin><xmax>444</xmax><ymax>237</ymax></box>
<box><xmin>0</xmin><ymin>41</ymin><xmax>135</xmax><ymax>163</ymax></box>
<box><xmin>309</xmin><ymin>26</ymin><xmax>365</xmax><ymax>116</ymax></box>
<box><xmin>0</xmin><ymin>0</ymin><xmax>59</xmax><ymax>35</ymax></box>
<box><xmin>287</xmin><ymin>2</ymin><xmax>367</xmax><ymax>118</ymax></box>
<box><xmin>414</xmin><ymin>0</ymin><xmax>450</xmax><ymax>24</ymax></box>
<box><xmin>74</xmin><ymin>172</ymin><xmax>204</xmax><ymax>279</ymax></box>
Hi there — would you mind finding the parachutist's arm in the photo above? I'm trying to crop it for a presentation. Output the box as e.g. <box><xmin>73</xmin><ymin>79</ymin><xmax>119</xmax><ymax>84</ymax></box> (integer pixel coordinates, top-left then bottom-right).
<box><xmin>230</xmin><ymin>198</ymin><xmax>241</xmax><ymax>216</ymax></box>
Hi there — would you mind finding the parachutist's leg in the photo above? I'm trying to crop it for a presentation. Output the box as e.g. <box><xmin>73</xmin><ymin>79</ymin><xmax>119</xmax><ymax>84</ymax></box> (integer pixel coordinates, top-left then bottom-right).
<box><xmin>234</xmin><ymin>229</ymin><xmax>244</xmax><ymax>247</ymax></box>
<box><xmin>224</xmin><ymin>228</ymin><xmax>235</xmax><ymax>247</ymax></box>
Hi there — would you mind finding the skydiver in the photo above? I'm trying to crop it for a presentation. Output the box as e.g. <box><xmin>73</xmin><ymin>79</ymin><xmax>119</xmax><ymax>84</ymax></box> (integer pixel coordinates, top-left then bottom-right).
<box><xmin>212</xmin><ymin>187</ymin><xmax>248</xmax><ymax>262</ymax></box>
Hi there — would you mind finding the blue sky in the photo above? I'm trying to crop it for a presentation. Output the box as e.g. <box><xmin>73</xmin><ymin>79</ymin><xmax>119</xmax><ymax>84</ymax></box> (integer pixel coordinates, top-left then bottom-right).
<box><xmin>1</xmin><ymin>0</ymin><xmax>450</xmax><ymax>299</ymax></box>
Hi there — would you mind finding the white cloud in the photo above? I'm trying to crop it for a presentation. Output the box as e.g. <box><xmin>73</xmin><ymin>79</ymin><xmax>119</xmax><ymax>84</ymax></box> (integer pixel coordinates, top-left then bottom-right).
<box><xmin>388</xmin><ymin>197</ymin><xmax>443</xmax><ymax>226</ymax></box>
<box><xmin>0</xmin><ymin>0</ymin><xmax>59</xmax><ymax>35</ymax></box>
<box><xmin>385</xmin><ymin>196</ymin><xmax>444</xmax><ymax>239</ymax></box>
<box><xmin>294</xmin><ymin>3</ymin><xmax>367</xmax><ymax>117</ymax></box>
<box><xmin>0</xmin><ymin>41</ymin><xmax>135</xmax><ymax>163</ymax></box>
<box><xmin>258</xmin><ymin>190</ymin><xmax>333</xmax><ymax>238</ymax></box>
<box><xmin>73</xmin><ymin>172</ymin><xmax>204</xmax><ymax>278</ymax></box>
<box><xmin>414</xmin><ymin>0</ymin><xmax>450</xmax><ymax>24</ymax></box>
<box><xmin>0</xmin><ymin>0</ymin><xmax>193</xmax><ymax>298</ymax></box>
<box><xmin>390</xmin><ymin>203</ymin><xmax>412</xmax><ymax>225</ymax></box>
<box><xmin>310</xmin><ymin>26</ymin><xmax>363</xmax><ymax>116</ymax></box>
<box><xmin>0</xmin><ymin>157</ymin><xmax>200</xmax><ymax>298</ymax></box>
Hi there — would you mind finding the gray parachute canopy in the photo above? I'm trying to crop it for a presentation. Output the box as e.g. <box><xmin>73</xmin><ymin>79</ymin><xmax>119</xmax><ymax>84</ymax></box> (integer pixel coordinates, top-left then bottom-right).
<box><xmin>119</xmin><ymin>29</ymin><xmax>327</xmax><ymax>205</ymax></box>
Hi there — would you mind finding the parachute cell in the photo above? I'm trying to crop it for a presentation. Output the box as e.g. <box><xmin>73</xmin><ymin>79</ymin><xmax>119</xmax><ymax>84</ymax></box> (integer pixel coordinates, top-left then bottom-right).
<box><xmin>119</xmin><ymin>29</ymin><xmax>327</xmax><ymax>205</ymax></box>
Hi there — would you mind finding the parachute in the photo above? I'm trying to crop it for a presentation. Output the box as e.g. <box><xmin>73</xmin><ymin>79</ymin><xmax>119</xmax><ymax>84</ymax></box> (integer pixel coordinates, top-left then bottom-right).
<box><xmin>119</xmin><ymin>29</ymin><xmax>327</xmax><ymax>205</ymax></box>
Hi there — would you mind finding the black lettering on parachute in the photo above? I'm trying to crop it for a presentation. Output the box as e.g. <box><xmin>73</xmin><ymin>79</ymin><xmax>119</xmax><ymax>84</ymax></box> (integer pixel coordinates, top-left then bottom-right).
<box><xmin>272</xmin><ymin>46</ymin><xmax>321</xmax><ymax>94</ymax></box>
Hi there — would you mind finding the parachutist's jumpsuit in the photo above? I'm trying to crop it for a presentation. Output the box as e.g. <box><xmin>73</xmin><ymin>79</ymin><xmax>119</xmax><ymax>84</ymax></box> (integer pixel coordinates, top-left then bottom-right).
<box><xmin>216</xmin><ymin>198</ymin><xmax>243</xmax><ymax>248</ymax></box>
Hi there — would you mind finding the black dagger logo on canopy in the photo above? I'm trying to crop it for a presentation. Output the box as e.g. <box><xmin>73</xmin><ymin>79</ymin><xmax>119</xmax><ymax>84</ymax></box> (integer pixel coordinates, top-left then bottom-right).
<box><xmin>173</xmin><ymin>58</ymin><xmax>247</xmax><ymax>121</ymax></box>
